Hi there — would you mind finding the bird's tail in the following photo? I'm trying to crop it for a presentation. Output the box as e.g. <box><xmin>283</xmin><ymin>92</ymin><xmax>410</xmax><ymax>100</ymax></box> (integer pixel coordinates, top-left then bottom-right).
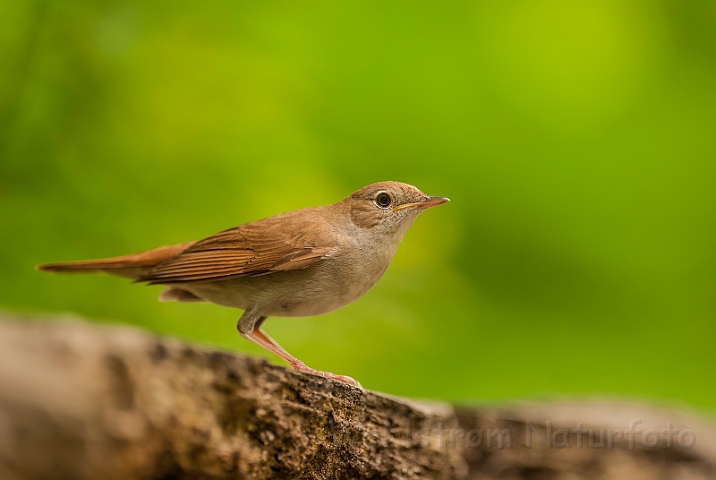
<box><xmin>37</xmin><ymin>242</ymin><xmax>195</xmax><ymax>279</ymax></box>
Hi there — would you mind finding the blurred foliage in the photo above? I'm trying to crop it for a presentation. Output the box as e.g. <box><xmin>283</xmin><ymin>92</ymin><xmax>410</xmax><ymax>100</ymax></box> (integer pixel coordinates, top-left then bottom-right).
<box><xmin>1</xmin><ymin>0</ymin><xmax>715</xmax><ymax>410</ymax></box>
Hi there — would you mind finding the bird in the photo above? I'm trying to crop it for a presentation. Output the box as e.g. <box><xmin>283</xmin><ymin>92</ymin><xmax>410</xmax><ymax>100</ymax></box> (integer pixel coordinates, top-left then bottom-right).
<box><xmin>38</xmin><ymin>181</ymin><xmax>449</xmax><ymax>386</ymax></box>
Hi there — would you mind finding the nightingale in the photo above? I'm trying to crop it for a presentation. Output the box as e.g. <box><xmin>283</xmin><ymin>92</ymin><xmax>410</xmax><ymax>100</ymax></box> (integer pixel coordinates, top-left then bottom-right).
<box><xmin>38</xmin><ymin>181</ymin><xmax>449</xmax><ymax>386</ymax></box>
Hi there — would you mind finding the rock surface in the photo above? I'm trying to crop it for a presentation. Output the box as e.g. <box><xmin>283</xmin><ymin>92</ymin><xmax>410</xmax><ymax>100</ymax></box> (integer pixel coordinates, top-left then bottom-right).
<box><xmin>0</xmin><ymin>315</ymin><xmax>714</xmax><ymax>479</ymax></box>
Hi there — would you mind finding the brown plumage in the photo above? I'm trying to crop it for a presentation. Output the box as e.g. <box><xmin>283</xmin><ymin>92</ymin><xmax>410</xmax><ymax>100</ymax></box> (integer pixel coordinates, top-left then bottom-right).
<box><xmin>136</xmin><ymin>210</ymin><xmax>338</xmax><ymax>284</ymax></box>
<box><xmin>38</xmin><ymin>242</ymin><xmax>195</xmax><ymax>279</ymax></box>
<box><xmin>38</xmin><ymin>181</ymin><xmax>449</xmax><ymax>387</ymax></box>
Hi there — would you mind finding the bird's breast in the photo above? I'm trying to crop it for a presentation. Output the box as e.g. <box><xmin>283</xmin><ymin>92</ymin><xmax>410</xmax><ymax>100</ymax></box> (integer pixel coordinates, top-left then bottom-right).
<box><xmin>260</xmin><ymin>244</ymin><xmax>392</xmax><ymax>317</ymax></box>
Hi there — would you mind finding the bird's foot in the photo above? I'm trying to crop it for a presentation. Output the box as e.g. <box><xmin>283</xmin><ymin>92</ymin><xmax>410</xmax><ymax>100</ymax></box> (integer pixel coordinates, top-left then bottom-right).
<box><xmin>290</xmin><ymin>362</ymin><xmax>362</xmax><ymax>388</ymax></box>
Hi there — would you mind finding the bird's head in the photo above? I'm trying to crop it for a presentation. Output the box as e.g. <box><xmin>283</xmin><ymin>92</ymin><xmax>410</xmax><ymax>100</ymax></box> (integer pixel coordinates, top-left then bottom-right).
<box><xmin>343</xmin><ymin>181</ymin><xmax>449</xmax><ymax>235</ymax></box>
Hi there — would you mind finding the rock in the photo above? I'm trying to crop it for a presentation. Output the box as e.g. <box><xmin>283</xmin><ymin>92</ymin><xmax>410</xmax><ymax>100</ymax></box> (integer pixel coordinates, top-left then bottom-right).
<box><xmin>1</xmin><ymin>315</ymin><xmax>715</xmax><ymax>480</ymax></box>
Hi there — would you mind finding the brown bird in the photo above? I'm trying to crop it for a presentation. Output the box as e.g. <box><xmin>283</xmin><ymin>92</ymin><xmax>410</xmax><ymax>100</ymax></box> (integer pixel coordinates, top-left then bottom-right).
<box><xmin>38</xmin><ymin>181</ymin><xmax>449</xmax><ymax>386</ymax></box>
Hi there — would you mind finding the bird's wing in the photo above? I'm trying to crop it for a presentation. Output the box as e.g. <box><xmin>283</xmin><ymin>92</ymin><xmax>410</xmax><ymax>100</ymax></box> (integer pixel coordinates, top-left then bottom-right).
<box><xmin>136</xmin><ymin>212</ymin><xmax>338</xmax><ymax>284</ymax></box>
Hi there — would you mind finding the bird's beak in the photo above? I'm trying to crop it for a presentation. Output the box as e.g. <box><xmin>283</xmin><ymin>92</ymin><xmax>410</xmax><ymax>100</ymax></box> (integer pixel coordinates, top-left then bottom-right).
<box><xmin>393</xmin><ymin>196</ymin><xmax>450</xmax><ymax>212</ymax></box>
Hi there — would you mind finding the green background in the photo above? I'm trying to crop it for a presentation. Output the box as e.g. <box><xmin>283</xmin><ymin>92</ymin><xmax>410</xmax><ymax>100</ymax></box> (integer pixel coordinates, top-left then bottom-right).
<box><xmin>2</xmin><ymin>1</ymin><xmax>715</xmax><ymax>411</ymax></box>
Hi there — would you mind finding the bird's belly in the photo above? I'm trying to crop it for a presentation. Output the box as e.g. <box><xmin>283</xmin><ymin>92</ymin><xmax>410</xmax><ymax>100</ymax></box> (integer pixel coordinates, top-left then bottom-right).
<box><xmin>184</xmin><ymin>257</ymin><xmax>388</xmax><ymax>317</ymax></box>
<box><xmin>262</xmin><ymin>264</ymin><xmax>384</xmax><ymax>317</ymax></box>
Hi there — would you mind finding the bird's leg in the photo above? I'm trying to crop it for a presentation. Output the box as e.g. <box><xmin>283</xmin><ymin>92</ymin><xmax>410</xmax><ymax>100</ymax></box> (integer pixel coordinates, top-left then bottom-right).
<box><xmin>237</xmin><ymin>311</ymin><xmax>361</xmax><ymax>387</ymax></box>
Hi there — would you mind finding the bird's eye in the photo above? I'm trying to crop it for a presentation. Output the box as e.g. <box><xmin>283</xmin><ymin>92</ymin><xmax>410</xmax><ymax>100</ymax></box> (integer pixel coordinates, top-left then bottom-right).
<box><xmin>375</xmin><ymin>192</ymin><xmax>393</xmax><ymax>208</ymax></box>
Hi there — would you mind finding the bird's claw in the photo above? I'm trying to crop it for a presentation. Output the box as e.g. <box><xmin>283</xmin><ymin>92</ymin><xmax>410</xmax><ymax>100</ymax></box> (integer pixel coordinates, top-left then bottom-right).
<box><xmin>291</xmin><ymin>363</ymin><xmax>362</xmax><ymax>388</ymax></box>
